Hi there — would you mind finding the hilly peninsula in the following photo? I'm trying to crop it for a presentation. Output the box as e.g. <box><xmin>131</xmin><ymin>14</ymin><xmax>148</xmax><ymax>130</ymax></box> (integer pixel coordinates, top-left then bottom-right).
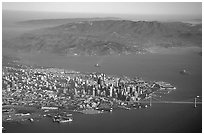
<box><xmin>3</xmin><ymin>19</ymin><xmax>202</xmax><ymax>56</ymax></box>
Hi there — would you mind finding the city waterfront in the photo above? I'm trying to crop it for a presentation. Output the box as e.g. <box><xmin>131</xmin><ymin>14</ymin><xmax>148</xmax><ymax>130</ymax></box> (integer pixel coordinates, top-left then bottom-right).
<box><xmin>3</xmin><ymin>104</ymin><xmax>202</xmax><ymax>133</ymax></box>
<box><xmin>2</xmin><ymin>47</ymin><xmax>202</xmax><ymax>133</ymax></box>
<box><xmin>18</xmin><ymin>47</ymin><xmax>202</xmax><ymax>100</ymax></box>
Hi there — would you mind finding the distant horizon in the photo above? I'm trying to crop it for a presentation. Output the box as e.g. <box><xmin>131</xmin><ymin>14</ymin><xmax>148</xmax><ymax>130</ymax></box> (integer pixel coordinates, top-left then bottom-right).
<box><xmin>3</xmin><ymin>2</ymin><xmax>201</xmax><ymax>15</ymax></box>
<box><xmin>3</xmin><ymin>9</ymin><xmax>202</xmax><ymax>24</ymax></box>
<box><xmin>2</xmin><ymin>2</ymin><xmax>202</xmax><ymax>23</ymax></box>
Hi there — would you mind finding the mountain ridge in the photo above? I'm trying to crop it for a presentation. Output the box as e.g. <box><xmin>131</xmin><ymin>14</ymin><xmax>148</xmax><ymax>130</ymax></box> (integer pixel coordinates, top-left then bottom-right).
<box><xmin>3</xmin><ymin>19</ymin><xmax>202</xmax><ymax>56</ymax></box>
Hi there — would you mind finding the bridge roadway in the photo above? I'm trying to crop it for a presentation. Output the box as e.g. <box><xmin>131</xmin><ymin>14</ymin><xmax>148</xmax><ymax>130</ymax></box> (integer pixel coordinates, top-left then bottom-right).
<box><xmin>137</xmin><ymin>101</ymin><xmax>202</xmax><ymax>104</ymax></box>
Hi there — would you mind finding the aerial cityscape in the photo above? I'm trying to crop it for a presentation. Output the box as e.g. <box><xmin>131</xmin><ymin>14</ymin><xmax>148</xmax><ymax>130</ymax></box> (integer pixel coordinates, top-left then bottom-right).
<box><xmin>2</xmin><ymin>2</ymin><xmax>202</xmax><ymax>133</ymax></box>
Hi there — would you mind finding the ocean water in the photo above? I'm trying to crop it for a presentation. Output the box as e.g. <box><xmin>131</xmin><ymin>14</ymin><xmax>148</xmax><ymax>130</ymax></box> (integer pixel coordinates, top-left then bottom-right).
<box><xmin>3</xmin><ymin>47</ymin><xmax>202</xmax><ymax>133</ymax></box>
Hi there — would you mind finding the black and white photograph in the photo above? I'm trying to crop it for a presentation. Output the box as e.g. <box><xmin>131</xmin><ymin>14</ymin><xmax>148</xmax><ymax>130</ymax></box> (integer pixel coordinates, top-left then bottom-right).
<box><xmin>2</xmin><ymin>1</ymin><xmax>202</xmax><ymax>133</ymax></box>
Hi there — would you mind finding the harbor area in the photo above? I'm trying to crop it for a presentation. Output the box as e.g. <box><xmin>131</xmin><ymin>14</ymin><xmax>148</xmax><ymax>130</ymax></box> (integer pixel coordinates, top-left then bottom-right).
<box><xmin>2</xmin><ymin>64</ymin><xmax>177</xmax><ymax>124</ymax></box>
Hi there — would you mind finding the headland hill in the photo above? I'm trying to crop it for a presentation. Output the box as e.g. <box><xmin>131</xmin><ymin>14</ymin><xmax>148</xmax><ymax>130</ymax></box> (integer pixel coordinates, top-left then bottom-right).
<box><xmin>3</xmin><ymin>18</ymin><xmax>202</xmax><ymax>56</ymax></box>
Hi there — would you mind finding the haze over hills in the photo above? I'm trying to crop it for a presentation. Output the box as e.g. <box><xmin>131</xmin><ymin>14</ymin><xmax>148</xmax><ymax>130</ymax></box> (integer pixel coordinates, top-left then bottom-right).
<box><xmin>17</xmin><ymin>17</ymin><xmax>121</xmax><ymax>27</ymax></box>
<box><xmin>3</xmin><ymin>19</ymin><xmax>202</xmax><ymax>56</ymax></box>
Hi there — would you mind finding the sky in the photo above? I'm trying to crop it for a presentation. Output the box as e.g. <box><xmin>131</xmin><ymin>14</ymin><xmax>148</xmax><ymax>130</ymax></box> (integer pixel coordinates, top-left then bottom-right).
<box><xmin>3</xmin><ymin>2</ymin><xmax>202</xmax><ymax>16</ymax></box>
<box><xmin>2</xmin><ymin>2</ymin><xmax>202</xmax><ymax>22</ymax></box>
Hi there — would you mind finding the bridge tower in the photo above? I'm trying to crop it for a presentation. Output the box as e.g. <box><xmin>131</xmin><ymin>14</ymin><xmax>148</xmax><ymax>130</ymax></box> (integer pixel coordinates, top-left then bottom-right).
<box><xmin>150</xmin><ymin>94</ymin><xmax>152</xmax><ymax>107</ymax></box>
<box><xmin>194</xmin><ymin>96</ymin><xmax>200</xmax><ymax>108</ymax></box>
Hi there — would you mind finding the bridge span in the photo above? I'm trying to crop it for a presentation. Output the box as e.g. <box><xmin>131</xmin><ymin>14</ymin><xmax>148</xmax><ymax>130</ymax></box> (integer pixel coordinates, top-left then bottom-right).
<box><xmin>138</xmin><ymin>101</ymin><xmax>202</xmax><ymax>104</ymax></box>
<box><xmin>138</xmin><ymin>96</ymin><xmax>202</xmax><ymax>107</ymax></box>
